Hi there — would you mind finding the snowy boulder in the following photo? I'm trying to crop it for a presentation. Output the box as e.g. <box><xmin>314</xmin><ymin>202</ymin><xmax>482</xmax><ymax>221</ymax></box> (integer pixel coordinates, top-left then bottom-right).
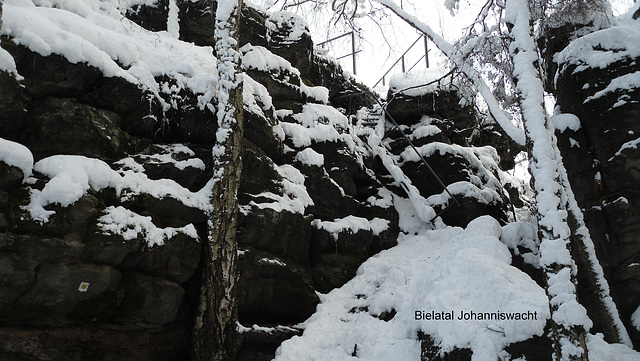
<box><xmin>399</xmin><ymin>141</ymin><xmax>513</xmax><ymax>226</ymax></box>
<box><xmin>466</xmin><ymin>215</ymin><xmax>502</xmax><ymax>238</ymax></box>
<box><xmin>265</xmin><ymin>11</ymin><xmax>314</xmax><ymax>74</ymax></box>
<box><xmin>386</xmin><ymin>70</ymin><xmax>474</xmax><ymax>126</ymax></box>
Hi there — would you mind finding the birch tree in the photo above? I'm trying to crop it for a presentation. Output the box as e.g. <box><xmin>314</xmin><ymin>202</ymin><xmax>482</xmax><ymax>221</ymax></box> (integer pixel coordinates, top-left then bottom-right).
<box><xmin>192</xmin><ymin>0</ymin><xmax>244</xmax><ymax>360</ymax></box>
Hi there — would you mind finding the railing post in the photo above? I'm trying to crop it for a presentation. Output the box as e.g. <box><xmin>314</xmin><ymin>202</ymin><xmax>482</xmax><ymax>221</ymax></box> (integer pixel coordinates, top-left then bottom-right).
<box><xmin>401</xmin><ymin>55</ymin><xmax>405</xmax><ymax>73</ymax></box>
<box><xmin>351</xmin><ymin>31</ymin><xmax>356</xmax><ymax>75</ymax></box>
<box><xmin>424</xmin><ymin>35</ymin><xmax>429</xmax><ymax>68</ymax></box>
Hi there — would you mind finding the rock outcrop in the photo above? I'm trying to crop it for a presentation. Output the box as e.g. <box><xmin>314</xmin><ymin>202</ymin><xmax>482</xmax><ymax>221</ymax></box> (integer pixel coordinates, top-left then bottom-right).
<box><xmin>0</xmin><ymin>1</ymin><xmax>525</xmax><ymax>360</ymax></box>
<box><xmin>551</xmin><ymin>17</ymin><xmax>640</xmax><ymax>347</ymax></box>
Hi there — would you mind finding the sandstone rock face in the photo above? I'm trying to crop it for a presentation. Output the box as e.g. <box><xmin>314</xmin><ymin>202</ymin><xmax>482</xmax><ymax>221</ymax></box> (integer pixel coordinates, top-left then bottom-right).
<box><xmin>0</xmin><ymin>1</ymin><xmax>523</xmax><ymax>360</ymax></box>
<box><xmin>553</xmin><ymin>23</ymin><xmax>640</xmax><ymax>346</ymax></box>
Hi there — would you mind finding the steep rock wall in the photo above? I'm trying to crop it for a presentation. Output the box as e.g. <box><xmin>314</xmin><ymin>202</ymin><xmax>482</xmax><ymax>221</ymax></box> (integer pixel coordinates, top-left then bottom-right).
<box><xmin>0</xmin><ymin>1</ymin><xmax>522</xmax><ymax>360</ymax></box>
<box><xmin>553</xmin><ymin>18</ymin><xmax>640</xmax><ymax>346</ymax></box>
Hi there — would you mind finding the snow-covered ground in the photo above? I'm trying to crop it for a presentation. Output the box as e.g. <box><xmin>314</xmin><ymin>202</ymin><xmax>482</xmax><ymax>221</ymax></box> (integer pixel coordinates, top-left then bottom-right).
<box><xmin>273</xmin><ymin>201</ymin><xmax>640</xmax><ymax>360</ymax></box>
<box><xmin>274</xmin><ymin>213</ymin><xmax>550</xmax><ymax>361</ymax></box>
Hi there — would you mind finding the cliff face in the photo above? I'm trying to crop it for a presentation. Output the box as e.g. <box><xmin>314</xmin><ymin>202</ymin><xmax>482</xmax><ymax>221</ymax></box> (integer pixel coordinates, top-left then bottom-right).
<box><xmin>551</xmin><ymin>14</ymin><xmax>640</xmax><ymax>346</ymax></box>
<box><xmin>0</xmin><ymin>1</ymin><xmax>527</xmax><ymax>360</ymax></box>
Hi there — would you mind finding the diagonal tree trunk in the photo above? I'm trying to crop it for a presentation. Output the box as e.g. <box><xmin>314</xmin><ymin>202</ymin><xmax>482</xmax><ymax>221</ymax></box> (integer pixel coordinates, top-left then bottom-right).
<box><xmin>373</xmin><ymin>0</ymin><xmax>526</xmax><ymax>146</ymax></box>
<box><xmin>192</xmin><ymin>0</ymin><xmax>244</xmax><ymax>360</ymax></box>
<box><xmin>505</xmin><ymin>0</ymin><xmax>589</xmax><ymax>359</ymax></box>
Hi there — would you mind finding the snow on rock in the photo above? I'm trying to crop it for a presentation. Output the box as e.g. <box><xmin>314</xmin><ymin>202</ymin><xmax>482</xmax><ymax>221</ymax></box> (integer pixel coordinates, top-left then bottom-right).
<box><xmin>98</xmin><ymin>205</ymin><xmax>198</xmax><ymax>247</ymax></box>
<box><xmin>26</xmin><ymin>155</ymin><xmax>122</xmax><ymax>221</ymax></box>
<box><xmin>551</xmin><ymin>112</ymin><xmax>581</xmax><ymax>133</ymax></box>
<box><xmin>135</xmin><ymin>144</ymin><xmax>206</xmax><ymax>171</ymax></box>
<box><xmin>426</xmin><ymin>180</ymin><xmax>502</xmax><ymax>207</ymax></box>
<box><xmin>25</xmin><ymin>154</ymin><xmax>212</xmax><ymax>222</ymax></box>
<box><xmin>587</xmin><ymin>333</ymin><xmax>640</xmax><ymax>361</ymax></box>
<box><xmin>555</xmin><ymin>19</ymin><xmax>640</xmax><ymax>106</ymax></box>
<box><xmin>242</xmin><ymin>44</ymin><xmax>299</xmax><ymax>80</ymax></box>
<box><xmin>401</xmin><ymin>142</ymin><xmax>516</xmax><ymax>193</ymax></box>
<box><xmin>0</xmin><ymin>42</ymin><xmax>20</xmax><ymax>78</ymax></box>
<box><xmin>367</xmin><ymin>132</ymin><xmax>436</xmax><ymax>224</ymax></box>
<box><xmin>312</xmin><ymin>216</ymin><xmax>390</xmax><ymax>240</ymax></box>
<box><xmin>584</xmin><ymin>71</ymin><xmax>640</xmax><ymax>104</ymax></box>
<box><xmin>241</xmin><ymin>44</ymin><xmax>329</xmax><ymax>103</ymax></box>
<box><xmin>257</xmin><ymin>257</ymin><xmax>287</xmax><ymax>267</ymax></box>
<box><xmin>389</xmin><ymin>68</ymin><xmax>449</xmax><ymax>97</ymax></box>
<box><xmin>0</xmin><ymin>137</ymin><xmax>34</xmax><ymax>180</ymax></box>
<box><xmin>243</xmin><ymin>74</ymin><xmax>274</xmax><ymax>114</ymax></box>
<box><xmin>266</xmin><ymin>11</ymin><xmax>309</xmax><ymax>44</ymax></box>
<box><xmin>409</xmin><ymin>119</ymin><xmax>442</xmax><ymax>140</ymax></box>
<box><xmin>631</xmin><ymin>305</ymin><xmax>640</xmax><ymax>331</ymax></box>
<box><xmin>501</xmin><ymin>221</ymin><xmax>540</xmax><ymax>268</ymax></box>
<box><xmin>367</xmin><ymin>187</ymin><xmax>394</xmax><ymax>209</ymax></box>
<box><xmin>279</xmin><ymin>104</ymin><xmax>350</xmax><ymax>148</ymax></box>
<box><xmin>2</xmin><ymin>0</ymin><xmax>218</xmax><ymax>111</ymax></box>
<box><xmin>294</xmin><ymin>148</ymin><xmax>324</xmax><ymax>167</ymax></box>
<box><xmin>245</xmin><ymin>164</ymin><xmax>313</xmax><ymax>214</ymax></box>
<box><xmin>609</xmin><ymin>136</ymin><xmax>640</xmax><ymax>161</ymax></box>
<box><xmin>274</xmin><ymin>217</ymin><xmax>550</xmax><ymax>361</ymax></box>
<box><xmin>555</xmin><ymin>24</ymin><xmax>640</xmax><ymax>73</ymax></box>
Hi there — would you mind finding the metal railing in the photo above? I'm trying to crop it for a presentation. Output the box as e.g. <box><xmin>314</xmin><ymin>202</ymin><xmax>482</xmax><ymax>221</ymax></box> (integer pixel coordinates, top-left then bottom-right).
<box><xmin>318</xmin><ymin>31</ymin><xmax>360</xmax><ymax>75</ymax></box>
<box><xmin>372</xmin><ymin>34</ymin><xmax>430</xmax><ymax>89</ymax></box>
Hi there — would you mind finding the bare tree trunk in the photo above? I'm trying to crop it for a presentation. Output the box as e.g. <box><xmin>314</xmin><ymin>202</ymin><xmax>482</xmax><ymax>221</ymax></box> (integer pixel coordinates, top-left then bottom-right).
<box><xmin>506</xmin><ymin>0</ymin><xmax>589</xmax><ymax>359</ymax></box>
<box><xmin>192</xmin><ymin>0</ymin><xmax>244</xmax><ymax>360</ymax></box>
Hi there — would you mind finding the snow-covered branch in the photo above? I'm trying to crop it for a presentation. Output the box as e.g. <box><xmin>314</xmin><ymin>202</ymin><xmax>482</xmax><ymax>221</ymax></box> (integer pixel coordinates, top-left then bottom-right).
<box><xmin>373</xmin><ymin>0</ymin><xmax>527</xmax><ymax>146</ymax></box>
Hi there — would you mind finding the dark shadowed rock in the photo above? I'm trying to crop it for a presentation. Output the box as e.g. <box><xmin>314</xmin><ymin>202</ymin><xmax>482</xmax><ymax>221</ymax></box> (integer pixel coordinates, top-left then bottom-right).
<box><xmin>237</xmin><ymin>207</ymin><xmax>311</xmax><ymax>266</ymax></box>
<box><xmin>0</xmin><ymin>163</ymin><xmax>25</xmax><ymax>190</ymax></box>
<box><xmin>386</xmin><ymin>89</ymin><xmax>476</xmax><ymax>127</ymax></box>
<box><xmin>0</xmin><ymin>251</ymin><xmax>37</xmax><ymax>316</ymax></box>
<box><xmin>0</xmin><ymin>70</ymin><xmax>30</xmax><ymax>140</ymax></box>
<box><xmin>19</xmin><ymin>97</ymin><xmax>126</xmax><ymax>161</ymax></box>
<box><xmin>1</xmin><ymin>39</ymin><xmax>103</xmax><ymax>99</ymax></box>
<box><xmin>237</xmin><ymin>247</ymin><xmax>319</xmax><ymax>324</ymax></box>
<box><xmin>554</xmin><ymin>29</ymin><xmax>640</xmax><ymax>344</ymax></box>
<box><xmin>10</xmin><ymin>262</ymin><xmax>121</xmax><ymax>319</ymax></box>
<box><xmin>0</xmin><ymin>327</ymin><xmax>188</xmax><ymax>361</ymax></box>
<box><xmin>118</xmin><ymin>233</ymin><xmax>201</xmax><ymax>284</ymax></box>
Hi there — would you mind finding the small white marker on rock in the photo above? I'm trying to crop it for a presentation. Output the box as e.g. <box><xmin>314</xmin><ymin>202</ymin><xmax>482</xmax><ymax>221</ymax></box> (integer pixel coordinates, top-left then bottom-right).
<box><xmin>78</xmin><ymin>282</ymin><xmax>90</xmax><ymax>292</ymax></box>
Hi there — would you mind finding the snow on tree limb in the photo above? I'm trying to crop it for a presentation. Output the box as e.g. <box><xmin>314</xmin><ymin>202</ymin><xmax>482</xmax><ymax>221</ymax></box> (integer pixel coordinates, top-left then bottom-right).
<box><xmin>505</xmin><ymin>0</ymin><xmax>590</xmax><ymax>359</ymax></box>
<box><xmin>373</xmin><ymin>0</ymin><xmax>527</xmax><ymax>146</ymax></box>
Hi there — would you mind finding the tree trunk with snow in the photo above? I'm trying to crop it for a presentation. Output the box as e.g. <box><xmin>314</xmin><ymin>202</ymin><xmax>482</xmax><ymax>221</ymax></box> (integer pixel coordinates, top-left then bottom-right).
<box><xmin>192</xmin><ymin>0</ymin><xmax>244</xmax><ymax>360</ymax></box>
<box><xmin>560</xmin><ymin>160</ymin><xmax>633</xmax><ymax>346</ymax></box>
<box><xmin>506</xmin><ymin>0</ymin><xmax>590</xmax><ymax>359</ymax></box>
